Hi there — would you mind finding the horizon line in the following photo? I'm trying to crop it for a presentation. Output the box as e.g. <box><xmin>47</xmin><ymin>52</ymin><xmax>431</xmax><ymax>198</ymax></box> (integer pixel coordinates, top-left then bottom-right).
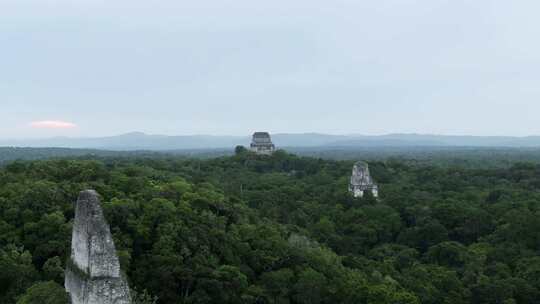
<box><xmin>2</xmin><ymin>131</ymin><xmax>540</xmax><ymax>141</ymax></box>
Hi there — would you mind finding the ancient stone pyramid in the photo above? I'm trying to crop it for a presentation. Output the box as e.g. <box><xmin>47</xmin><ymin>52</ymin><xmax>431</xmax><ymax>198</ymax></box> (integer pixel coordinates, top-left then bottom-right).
<box><xmin>349</xmin><ymin>161</ymin><xmax>379</xmax><ymax>198</ymax></box>
<box><xmin>65</xmin><ymin>190</ymin><xmax>131</xmax><ymax>304</ymax></box>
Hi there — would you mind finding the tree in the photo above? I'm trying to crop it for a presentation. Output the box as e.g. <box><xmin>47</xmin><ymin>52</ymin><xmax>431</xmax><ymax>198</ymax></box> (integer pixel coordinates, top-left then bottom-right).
<box><xmin>426</xmin><ymin>241</ymin><xmax>468</xmax><ymax>269</ymax></box>
<box><xmin>260</xmin><ymin>268</ymin><xmax>294</xmax><ymax>304</ymax></box>
<box><xmin>162</xmin><ymin>178</ymin><xmax>192</xmax><ymax>203</ymax></box>
<box><xmin>16</xmin><ymin>281</ymin><xmax>68</xmax><ymax>304</ymax></box>
<box><xmin>293</xmin><ymin>268</ymin><xmax>327</xmax><ymax>304</ymax></box>
<box><xmin>131</xmin><ymin>289</ymin><xmax>158</xmax><ymax>304</ymax></box>
<box><xmin>0</xmin><ymin>246</ymin><xmax>38</xmax><ymax>303</ymax></box>
<box><xmin>203</xmin><ymin>265</ymin><xmax>249</xmax><ymax>304</ymax></box>
<box><xmin>43</xmin><ymin>256</ymin><xmax>64</xmax><ymax>284</ymax></box>
<box><xmin>235</xmin><ymin>145</ymin><xmax>248</xmax><ymax>155</ymax></box>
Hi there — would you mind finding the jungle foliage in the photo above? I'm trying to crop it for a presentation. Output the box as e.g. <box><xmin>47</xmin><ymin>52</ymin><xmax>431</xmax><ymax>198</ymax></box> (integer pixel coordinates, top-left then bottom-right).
<box><xmin>1</xmin><ymin>149</ymin><xmax>540</xmax><ymax>303</ymax></box>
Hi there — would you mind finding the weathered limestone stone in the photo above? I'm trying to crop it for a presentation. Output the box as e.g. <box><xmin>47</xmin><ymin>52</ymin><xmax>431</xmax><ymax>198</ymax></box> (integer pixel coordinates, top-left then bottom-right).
<box><xmin>250</xmin><ymin>132</ymin><xmax>275</xmax><ymax>155</ymax></box>
<box><xmin>65</xmin><ymin>190</ymin><xmax>131</xmax><ymax>304</ymax></box>
<box><xmin>349</xmin><ymin>161</ymin><xmax>379</xmax><ymax>198</ymax></box>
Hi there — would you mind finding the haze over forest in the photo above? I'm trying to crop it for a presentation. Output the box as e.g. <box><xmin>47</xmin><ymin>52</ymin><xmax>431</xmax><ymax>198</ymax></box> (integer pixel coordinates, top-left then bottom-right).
<box><xmin>4</xmin><ymin>132</ymin><xmax>540</xmax><ymax>151</ymax></box>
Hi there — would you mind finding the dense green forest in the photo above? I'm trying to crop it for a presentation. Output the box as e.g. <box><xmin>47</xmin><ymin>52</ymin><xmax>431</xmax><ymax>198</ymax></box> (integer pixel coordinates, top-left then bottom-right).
<box><xmin>1</xmin><ymin>148</ymin><xmax>540</xmax><ymax>303</ymax></box>
<box><xmin>4</xmin><ymin>146</ymin><xmax>540</xmax><ymax>168</ymax></box>
<box><xmin>0</xmin><ymin>147</ymin><xmax>228</xmax><ymax>163</ymax></box>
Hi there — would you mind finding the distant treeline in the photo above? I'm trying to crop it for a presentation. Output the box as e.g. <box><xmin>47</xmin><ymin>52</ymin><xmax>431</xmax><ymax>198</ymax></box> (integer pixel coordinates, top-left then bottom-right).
<box><xmin>0</xmin><ymin>147</ymin><xmax>231</xmax><ymax>164</ymax></box>
<box><xmin>3</xmin><ymin>146</ymin><xmax>540</xmax><ymax>168</ymax></box>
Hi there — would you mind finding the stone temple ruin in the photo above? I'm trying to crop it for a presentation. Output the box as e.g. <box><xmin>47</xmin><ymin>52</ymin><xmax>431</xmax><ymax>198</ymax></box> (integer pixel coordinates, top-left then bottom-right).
<box><xmin>65</xmin><ymin>190</ymin><xmax>131</xmax><ymax>304</ymax></box>
<box><xmin>250</xmin><ymin>132</ymin><xmax>276</xmax><ymax>155</ymax></box>
<box><xmin>349</xmin><ymin>161</ymin><xmax>379</xmax><ymax>198</ymax></box>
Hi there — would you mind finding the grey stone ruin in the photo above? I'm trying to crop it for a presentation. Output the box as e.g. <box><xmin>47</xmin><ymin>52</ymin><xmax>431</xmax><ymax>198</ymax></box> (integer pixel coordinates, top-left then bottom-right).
<box><xmin>65</xmin><ymin>190</ymin><xmax>131</xmax><ymax>304</ymax></box>
<box><xmin>250</xmin><ymin>132</ymin><xmax>276</xmax><ymax>155</ymax></box>
<box><xmin>349</xmin><ymin>161</ymin><xmax>379</xmax><ymax>198</ymax></box>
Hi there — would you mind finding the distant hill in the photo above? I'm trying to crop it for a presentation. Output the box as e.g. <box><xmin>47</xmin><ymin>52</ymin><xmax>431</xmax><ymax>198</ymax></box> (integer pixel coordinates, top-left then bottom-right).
<box><xmin>2</xmin><ymin>132</ymin><xmax>540</xmax><ymax>150</ymax></box>
<box><xmin>0</xmin><ymin>132</ymin><xmax>248</xmax><ymax>150</ymax></box>
<box><xmin>321</xmin><ymin>134</ymin><xmax>540</xmax><ymax>147</ymax></box>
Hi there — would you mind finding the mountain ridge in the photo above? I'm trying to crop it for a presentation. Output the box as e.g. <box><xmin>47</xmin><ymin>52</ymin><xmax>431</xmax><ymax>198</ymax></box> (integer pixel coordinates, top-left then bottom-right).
<box><xmin>3</xmin><ymin>132</ymin><xmax>540</xmax><ymax>150</ymax></box>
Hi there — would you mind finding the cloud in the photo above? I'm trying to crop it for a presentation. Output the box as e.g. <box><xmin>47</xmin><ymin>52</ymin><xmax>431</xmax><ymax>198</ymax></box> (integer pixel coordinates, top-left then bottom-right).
<box><xmin>30</xmin><ymin>120</ymin><xmax>77</xmax><ymax>129</ymax></box>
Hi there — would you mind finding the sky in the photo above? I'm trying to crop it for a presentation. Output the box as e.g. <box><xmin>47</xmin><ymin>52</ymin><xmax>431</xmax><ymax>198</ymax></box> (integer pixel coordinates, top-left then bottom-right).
<box><xmin>1</xmin><ymin>0</ymin><xmax>540</xmax><ymax>138</ymax></box>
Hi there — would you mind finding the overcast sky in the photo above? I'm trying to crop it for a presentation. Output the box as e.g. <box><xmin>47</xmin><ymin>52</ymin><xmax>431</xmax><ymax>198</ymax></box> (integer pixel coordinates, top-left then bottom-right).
<box><xmin>1</xmin><ymin>0</ymin><xmax>540</xmax><ymax>138</ymax></box>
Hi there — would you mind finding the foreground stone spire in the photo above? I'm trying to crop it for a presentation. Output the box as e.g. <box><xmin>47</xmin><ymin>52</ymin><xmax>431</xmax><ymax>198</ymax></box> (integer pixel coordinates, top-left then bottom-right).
<box><xmin>65</xmin><ymin>190</ymin><xmax>131</xmax><ymax>304</ymax></box>
<box><xmin>349</xmin><ymin>161</ymin><xmax>379</xmax><ymax>198</ymax></box>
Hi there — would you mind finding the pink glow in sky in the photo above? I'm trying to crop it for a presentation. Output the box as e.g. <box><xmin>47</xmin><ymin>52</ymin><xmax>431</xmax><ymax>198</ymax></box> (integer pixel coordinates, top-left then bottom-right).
<box><xmin>30</xmin><ymin>120</ymin><xmax>77</xmax><ymax>129</ymax></box>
